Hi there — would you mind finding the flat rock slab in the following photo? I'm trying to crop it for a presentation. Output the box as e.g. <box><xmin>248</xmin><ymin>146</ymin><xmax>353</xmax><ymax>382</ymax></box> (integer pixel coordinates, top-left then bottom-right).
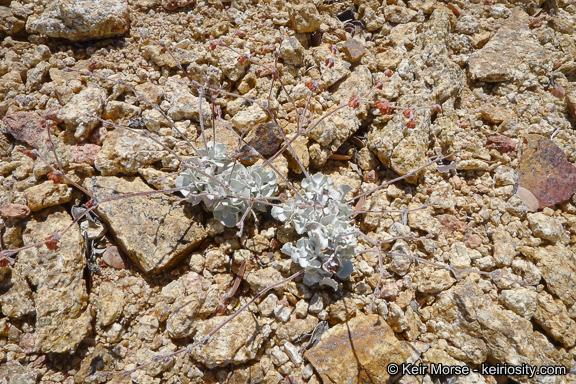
<box><xmin>26</xmin><ymin>0</ymin><xmax>130</xmax><ymax>42</ymax></box>
<box><xmin>468</xmin><ymin>9</ymin><xmax>548</xmax><ymax>82</ymax></box>
<box><xmin>19</xmin><ymin>208</ymin><xmax>91</xmax><ymax>354</ymax></box>
<box><xmin>85</xmin><ymin>176</ymin><xmax>207</xmax><ymax>273</ymax></box>
<box><xmin>304</xmin><ymin>314</ymin><xmax>414</xmax><ymax>383</ymax></box>
<box><xmin>518</xmin><ymin>135</ymin><xmax>576</xmax><ymax>209</ymax></box>
<box><xmin>191</xmin><ymin>311</ymin><xmax>263</xmax><ymax>368</ymax></box>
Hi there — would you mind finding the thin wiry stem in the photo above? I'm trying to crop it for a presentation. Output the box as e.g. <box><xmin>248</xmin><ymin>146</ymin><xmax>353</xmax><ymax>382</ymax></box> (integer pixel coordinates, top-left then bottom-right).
<box><xmin>198</xmin><ymin>86</ymin><xmax>208</xmax><ymax>150</ymax></box>
<box><xmin>30</xmin><ymin>149</ymin><xmax>93</xmax><ymax>198</ymax></box>
<box><xmin>347</xmin><ymin>153</ymin><xmax>451</xmax><ymax>204</ymax></box>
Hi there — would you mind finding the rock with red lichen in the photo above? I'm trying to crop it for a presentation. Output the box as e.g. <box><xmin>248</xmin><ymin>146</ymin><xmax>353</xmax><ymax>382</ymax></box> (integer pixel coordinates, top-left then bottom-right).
<box><xmin>2</xmin><ymin>111</ymin><xmax>45</xmax><ymax>148</ymax></box>
<box><xmin>69</xmin><ymin>143</ymin><xmax>101</xmax><ymax>165</ymax></box>
<box><xmin>486</xmin><ymin>134</ymin><xmax>516</xmax><ymax>154</ymax></box>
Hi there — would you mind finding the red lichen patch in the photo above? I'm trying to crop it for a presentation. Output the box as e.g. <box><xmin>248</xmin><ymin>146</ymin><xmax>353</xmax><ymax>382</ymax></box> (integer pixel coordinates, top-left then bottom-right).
<box><xmin>518</xmin><ymin>135</ymin><xmax>576</xmax><ymax>209</ymax></box>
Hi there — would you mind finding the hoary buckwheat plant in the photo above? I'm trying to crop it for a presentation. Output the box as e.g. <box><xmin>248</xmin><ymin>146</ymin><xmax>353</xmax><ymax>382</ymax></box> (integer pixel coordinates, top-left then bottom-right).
<box><xmin>0</xmin><ymin>37</ymin><xmax>532</xmax><ymax>379</ymax></box>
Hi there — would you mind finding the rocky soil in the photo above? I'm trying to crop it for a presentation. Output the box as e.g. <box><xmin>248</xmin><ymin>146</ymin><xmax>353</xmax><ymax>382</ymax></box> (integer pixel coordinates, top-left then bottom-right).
<box><xmin>1</xmin><ymin>0</ymin><xmax>576</xmax><ymax>383</ymax></box>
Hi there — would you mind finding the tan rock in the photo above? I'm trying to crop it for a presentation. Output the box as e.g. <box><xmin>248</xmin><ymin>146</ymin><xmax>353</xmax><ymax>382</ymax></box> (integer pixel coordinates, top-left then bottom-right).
<box><xmin>533</xmin><ymin>292</ymin><xmax>576</xmax><ymax>348</ymax></box>
<box><xmin>368</xmin><ymin>9</ymin><xmax>463</xmax><ymax>182</ymax></box>
<box><xmin>0</xmin><ymin>6</ymin><xmax>25</xmax><ymax>35</ymax></box>
<box><xmin>385</xmin><ymin>5</ymin><xmax>417</xmax><ymax>23</ymax></box>
<box><xmin>308</xmin><ymin>66</ymin><xmax>371</xmax><ymax>167</ymax></box>
<box><xmin>191</xmin><ymin>311</ymin><xmax>263</xmax><ymax>368</ymax></box>
<box><xmin>245</xmin><ymin>267</ymin><xmax>285</xmax><ymax>293</ymax></box>
<box><xmin>97</xmin><ymin>282</ymin><xmax>124</xmax><ymax>327</ymax></box>
<box><xmin>230</xmin><ymin>104</ymin><xmax>268</xmax><ymax>132</ymax></box>
<box><xmin>341</xmin><ymin>39</ymin><xmax>367</xmax><ymax>63</ymax></box>
<box><xmin>26</xmin><ymin>0</ymin><xmax>129</xmax><ymax>41</ymax></box>
<box><xmin>480</xmin><ymin>105</ymin><xmax>514</xmax><ymax>124</ymax></box>
<box><xmin>491</xmin><ymin>226</ymin><xmax>519</xmax><ymax>266</ymax></box>
<box><xmin>164</xmin><ymin>272</ymin><xmax>207</xmax><ymax>338</ymax></box>
<box><xmin>94</xmin><ymin>128</ymin><xmax>167</xmax><ymax>176</ymax></box>
<box><xmin>19</xmin><ymin>208</ymin><xmax>91</xmax><ymax>354</ymax></box>
<box><xmin>275</xmin><ymin>314</ymin><xmax>319</xmax><ymax>342</ymax></box>
<box><xmin>430</xmin><ymin>282</ymin><xmax>568</xmax><ymax>369</ymax></box>
<box><xmin>414</xmin><ymin>268</ymin><xmax>455</xmax><ymax>294</ymax></box>
<box><xmin>289</xmin><ymin>3</ymin><xmax>321</xmax><ymax>33</ymax></box>
<box><xmin>102</xmin><ymin>101</ymin><xmax>141</xmax><ymax>123</ymax></box>
<box><xmin>26</xmin><ymin>181</ymin><xmax>73</xmax><ymax>211</ymax></box>
<box><xmin>327</xmin><ymin>294</ymin><xmax>357</xmax><ymax>324</ymax></box>
<box><xmin>567</xmin><ymin>93</ymin><xmax>576</xmax><ymax>120</ymax></box>
<box><xmin>305</xmin><ymin>314</ymin><xmax>414</xmax><ymax>383</ymax></box>
<box><xmin>57</xmin><ymin>87</ymin><xmax>107</xmax><ymax>140</ymax></box>
<box><xmin>527</xmin><ymin>212</ymin><xmax>564</xmax><ymax>243</ymax></box>
<box><xmin>499</xmin><ymin>288</ymin><xmax>537</xmax><ymax>319</ymax></box>
<box><xmin>85</xmin><ymin>176</ymin><xmax>207</xmax><ymax>273</ymax></box>
<box><xmin>468</xmin><ymin>9</ymin><xmax>548</xmax><ymax>82</ymax></box>
<box><xmin>0</xmin><ymin>269</ymin><xmax>35</xmax><ymax>319</ymax></box>
<box><xmin>525</xmin><ymin>245</ymin><xmax>576</xmax><ymax>307</ymax></box>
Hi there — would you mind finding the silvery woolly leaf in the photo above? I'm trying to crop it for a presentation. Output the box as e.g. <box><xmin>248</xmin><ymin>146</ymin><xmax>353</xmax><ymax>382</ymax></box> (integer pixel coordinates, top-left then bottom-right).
<box><xmin>336</xmin><ymin>260</ymin><xmax>354</xmax><ymax>279</ymax></box>
<box><xmin>338</xmin><ymin>184</ymin><xmax>353</xmax><ymax>200</ymax></box>
<box><xmin>215</xmin><ymin>208</ymin><xmax>238</xmax><ymax>227</ymax></box>
<box><xmin>304</xmin><ymin>271</ymin><xmax>322</xmax><ymax>285</ymax></box>
<box><xmin>319</xmin><ymin>277</ymin><xmax>338</xmax><ymax>290</ymax></box>
<box><xmin>271</xmin><ymin>206</ymin><xmax>287</xmax><ymax>221</ymax></box>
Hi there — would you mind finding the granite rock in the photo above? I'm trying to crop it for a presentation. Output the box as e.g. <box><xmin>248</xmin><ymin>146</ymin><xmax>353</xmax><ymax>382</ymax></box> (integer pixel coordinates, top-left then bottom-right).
<box><xmin>429</xmin><ymin>282</ymin><xmax>570</xmax><ymax>373</ymax></box>
<box><xmin>57</xmin><ymin>87</ymin><xmax>107</xmax><ymax>140</ymax></box>
<box><xmin>533</xmin><ymin>292</ymin><xmax>576</xmax><ymax>348</ymax></box>
<box><xmin>26</xmin><ymin>181</ymin><xmax>73</xmax><ymax>211</ymax></box>
<box><xmin>191</xmin><ymin>311</ymin><xmax>263</xmax><ymax>368</ymax></box>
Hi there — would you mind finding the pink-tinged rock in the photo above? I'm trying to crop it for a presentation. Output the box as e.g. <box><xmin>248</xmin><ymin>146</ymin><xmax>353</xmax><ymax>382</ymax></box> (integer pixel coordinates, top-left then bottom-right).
<box><xmin>2</xmin><ymin>111</ymin><xmax>45</xmax><ymax>148</ymax></box>
<box><xmin>88</xmin><ymin>127</ymin><xmax>108</xmax><ymax>145</ymax></box>
<box><xmin>69</xmin><ymin>143</ymin><xmax>101</xmax><ymax>165</ymax></box>
<box><xmin>518</xmin><ymin>135</ymin><xmax>576</xmax><ymax>209</ymax></box>
<box><xmin>0</xmin><ymin>204</ymin><xmax>31</xmax><ymax>218</ymax></box>
<box><xmin>486</xmin><ymin>134</ymin><xmax>516</xmax><ymax>154</ymax></box>
<box><xmin>42</xmin><ymin>106</ymin><xmax>62</xmax><ymax>123</ymax></box>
